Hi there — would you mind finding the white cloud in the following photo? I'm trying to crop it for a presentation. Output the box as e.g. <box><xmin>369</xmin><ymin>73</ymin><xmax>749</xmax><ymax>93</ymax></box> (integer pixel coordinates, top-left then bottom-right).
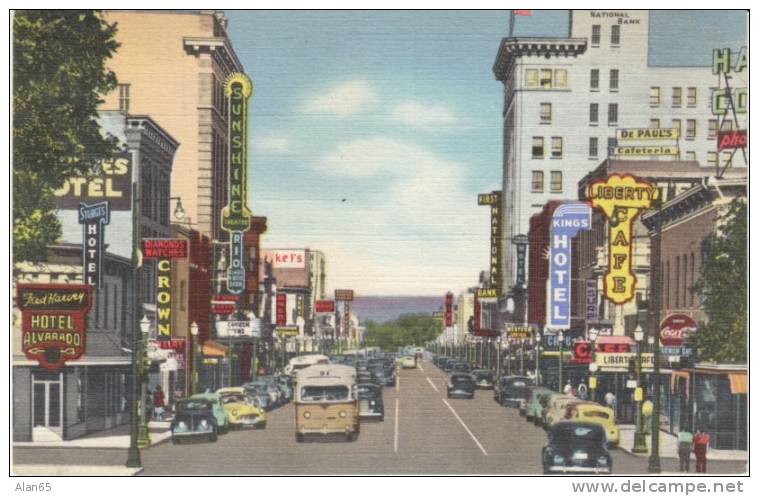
<box><xmin>304</xmin><ymin>80</ymin><xmax>377</xmax><ymax>117</ymax></box>
<box><xmin>252</xmin><ymin>135</ymin><xmax>292</xmax><ymax>154</ymax></box>
<box><xmin>391</xmin><ymin>101</ymin><xmax>458</xmax><ymax>129</ymax></box>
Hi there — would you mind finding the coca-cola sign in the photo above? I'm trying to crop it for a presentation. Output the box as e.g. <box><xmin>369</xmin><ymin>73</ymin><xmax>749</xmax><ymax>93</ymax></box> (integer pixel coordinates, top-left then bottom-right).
<box><xmin>660</xmin><ymin>314</ymin><xmax>698</xmax><ymax>347</ymax></box>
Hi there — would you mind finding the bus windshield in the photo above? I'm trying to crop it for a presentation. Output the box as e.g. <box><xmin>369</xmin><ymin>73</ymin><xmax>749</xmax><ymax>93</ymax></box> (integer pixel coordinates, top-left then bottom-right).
<box><xmin>300</xmin><ymin>385</ymin><xmax>350</xmax><ymax>402</ymax></box>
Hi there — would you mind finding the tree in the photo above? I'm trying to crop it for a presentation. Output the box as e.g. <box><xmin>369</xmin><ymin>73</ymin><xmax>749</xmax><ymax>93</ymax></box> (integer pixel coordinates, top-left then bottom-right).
<box><xmin>691</xmin><ymin>197</ymin><xmax>747</xmax><ymax>363</ymax></box>
<box><xmin>13</xmin><ymin>10</ymin><xmax>120</xmax><ymax>262</ymax></box>
<box><xmin>364</xmin><ymin>313</ymin><xmax>441</xmax><ymax>351</ymax></box>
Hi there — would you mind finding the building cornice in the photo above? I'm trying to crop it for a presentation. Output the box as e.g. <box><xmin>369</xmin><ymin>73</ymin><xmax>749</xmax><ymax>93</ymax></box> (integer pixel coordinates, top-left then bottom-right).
<box><xmin>493</xmin><ymin>37</ymin><xmax>588</xmax><ymax>82</ymax></box>
<box><xmin>183</xmin><ymin>36</ymin><xmax>244</xmax><ymax>73</ymax></box>
<box><xmin>125</xmin><ymin>116</ymin><xmax>180</xmax><ymax>160</ymax></box>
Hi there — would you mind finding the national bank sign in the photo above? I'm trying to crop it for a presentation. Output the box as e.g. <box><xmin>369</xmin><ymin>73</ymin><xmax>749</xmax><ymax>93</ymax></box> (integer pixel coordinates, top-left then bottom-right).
<box><xmin>548</xmin><ymin>203</ymin><xmax>591</xmax><ymax>329</ymax></box>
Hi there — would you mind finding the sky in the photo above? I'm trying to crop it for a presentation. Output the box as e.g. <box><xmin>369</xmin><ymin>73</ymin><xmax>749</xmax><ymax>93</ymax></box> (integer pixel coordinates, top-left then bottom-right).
<box><xmin>226</xmin><ymin>10</ymin><xmax>746</xmax><ymax>297</ymax></box>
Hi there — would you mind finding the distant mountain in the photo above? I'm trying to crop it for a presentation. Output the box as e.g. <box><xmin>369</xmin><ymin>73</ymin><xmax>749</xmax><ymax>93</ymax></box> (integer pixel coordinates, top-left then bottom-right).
<box><xmin>351</xmin><ymin>296</ymin><xmax>444</xmax><ymax>324</ymax></box>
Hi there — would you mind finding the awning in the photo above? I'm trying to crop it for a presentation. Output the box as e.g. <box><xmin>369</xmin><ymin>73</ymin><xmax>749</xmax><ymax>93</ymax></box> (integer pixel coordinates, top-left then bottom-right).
<box><xmin>728</xmin><ymin>373</ymin><xmax>747</xmax><ymax>394</ymax></box>
<box><xmin>597</xmin><ymin>336</ymin><xmax>635</xmax><ymax>346</ymax></box>
<box><xmin>202</xmin><ymin>340</ymin><xmax>229</xmax><ymax>358</ymax></box>
<box><xmin>670</xmin><ymin>370</ymin><xmax>690</xmax><ymax>399</ymax></box>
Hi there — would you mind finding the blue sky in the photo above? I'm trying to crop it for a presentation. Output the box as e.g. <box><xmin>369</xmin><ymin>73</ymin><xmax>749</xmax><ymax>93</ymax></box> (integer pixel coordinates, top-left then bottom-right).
<box><xmin>225</xmin><ymin>10</ymin><xmax>746</xmax><ymax>296</ymax></box>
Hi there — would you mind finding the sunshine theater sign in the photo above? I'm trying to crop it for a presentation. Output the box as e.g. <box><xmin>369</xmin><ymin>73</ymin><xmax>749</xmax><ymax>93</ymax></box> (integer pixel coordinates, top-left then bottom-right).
<box><xmin>588</xmin><ymin>174</ymin><xmax>657</xmax><ymax>305</ymax></box>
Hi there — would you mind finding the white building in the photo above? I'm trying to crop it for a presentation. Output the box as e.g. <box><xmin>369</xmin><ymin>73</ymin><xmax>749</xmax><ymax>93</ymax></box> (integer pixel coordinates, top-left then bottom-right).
<box><xmin>493</xmin><ymin>9</ymin><xmax>747</xmax><ymax>294</ymax></box>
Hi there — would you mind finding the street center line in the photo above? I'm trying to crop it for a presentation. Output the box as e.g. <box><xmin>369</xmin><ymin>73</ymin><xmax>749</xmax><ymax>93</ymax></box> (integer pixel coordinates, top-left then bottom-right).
<box><xmin>426</xmin><ymin>376</ymin><xmax>439</xmax><ymax>392</ymax></box>
<box><xmin>442</xmin><ymin>398</ymin><xmax>489</xmax><ymax>456</ymax></box>
<box><xmin>396</xmin><ymin>370</ymin><xmax>400</xmax><ymax>393</ymax></box>
<box><xmin>417</xmin><ymin>363</ymin><xmax>424</xmax><ymax>372</ymax></box>
<box><xmin>394</xmin><ymin>398</ymin><xmax>399</xmax><ymax>453</ymax></box>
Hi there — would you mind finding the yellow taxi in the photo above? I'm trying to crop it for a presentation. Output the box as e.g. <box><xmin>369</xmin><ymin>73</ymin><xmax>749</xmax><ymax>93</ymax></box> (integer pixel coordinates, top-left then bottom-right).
<box><xmin>399</xmin><ymin>355</ymin><xmax>416</xmax><ymax>369</ymax></box>
<box><xmin>217</xmin><ymin>387</ymin><xmax>267</xmax><ymax>429</ymax></box>
<box><xmin>566</xmin><ymin>403</ymin><xmax>619</xmax><ymax>446</ymax></box>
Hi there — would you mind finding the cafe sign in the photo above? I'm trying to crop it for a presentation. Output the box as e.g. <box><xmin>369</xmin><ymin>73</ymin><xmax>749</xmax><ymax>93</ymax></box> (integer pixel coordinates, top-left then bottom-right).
<box><xmin>595</xmin><ymin>352</ymin><xmax>654</xmax><ymax>372</ymax></box>
<box><xmin>17</xmin><ymin>284</ymin><xmax>92</xmax><ymax>370</ymax></box>
<box><xmin>588</xmin><ymin>174</ymin><xmax>657</xmax><ymax>305</ymax></box>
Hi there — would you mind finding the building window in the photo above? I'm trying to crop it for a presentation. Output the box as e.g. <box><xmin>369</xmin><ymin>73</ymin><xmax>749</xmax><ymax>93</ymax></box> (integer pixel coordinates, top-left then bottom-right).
<box><xmin>672</xmin><ymin>87</ymin><xmax>682</xmax><ymax>107</ymax></box>
<box><xmin>540</xmin><ymin>103</ymin><xmax>552</xmax><ymax>124</ymax></box>
<box><xmin>687</xmin><ymin>87</ymin><xmax>697</xmax><ymax>107</ymax></box>
<box><xmin>650</xmin><ymin>87</ymin><xmax>660</xmax><ymax>107</ymax></box>
<box><xmin>555</xmin><ymin>69</ymin><xmax>568</xmax><ymax>88</ymax></box>
<box><xmin>551</xmin><ymin>137</ymin><xmax>563</xmax><ymax>158</ymax></box>
<box><xmin>531</xmin><ymin>137</ymin><xmax>544</xmax><ymax>158</ymax></box>
<box><xmin>675</xmin><ymin>256</ymin><xmax>680</xmax><ymax>308</ymax></box>
<box><xmin>650</xmin><ymin>118</ymin><xmax>660</xmax><ymax>129</ymax></box>
<box><xmin>590</xmin><ymin>69</ymin><xmax>599</xmax><ymax>90</ymax></box>
<box><xmin>690</xmin><ymin>252</ymin><xmax>695</xmax><ymax>306</ymax></box>
<box><xmin>540</xmin><ymin>69</ymin><xmax>552</xmax><ymax>88</ymax></box>
<box><xmin>531</xmin><ymin>171</ymin><xmax>544</xmax><ymax>192</ymax></box>
<box><xmin>721</xmin><ymin>119</ymin><xmax>733</xmax><ymax>131</ymax></box>
<box><xmin>589</xmin><ymin>137</ymin><xmax>599</xmax><ymax>158</ymax></box>
<box><xmin>672</xmin><ymin>119</ymin><xmax>681</xmax><ymax>137</ymax></box>
<box><xmin>180</xmin><ymin>280</ymin><xmax>186</xmax><ymax>311</ymax></box>
<box><xmin>589</xmin><ymin>103</ymin><xmax>599</xmax><ymax>125</ymax></box>
<box><xmin>607</xmin><ymin>137</ymin><xmax>618</xmax><ymax>154</ymax></box>
<box><xmin>118</xmin><ymin>84</ymin><xmax>130</xmax><ymax>113</ymax></box>
<box><xmin>608</xmin><ymin>103</ymin><xmax>618</xmax><ymax>126</ymax></box>
<box><xmin>609</xmin><ymin>69</ymin><xmax>619</xmax><ymax>90</ymax></box>
<box><xmin>550</xmin><ymin>171</ymin><xmax>563</xmax><ymax>193</ymax></box>
<box><xmin>707</xmin><ymin>151</ymin><xmax>718</xmax><ymax>166</ymax></box>
<box><xmin>591</xmin><ymin>25</ymin><xmax>601</xmax><ymax>45</ymax></box>
<box><xmin>685</xmin><ymin>151</ymin><xmax>696</xmax><ymax>161</ymax></box>
<box><xmin>686</xmin><ymin>119</ymin><xmax>696</xmax><ymax>139</ymax></box>
<box><xmin>708</xmin><ymin>119</ymin><xmax>719</xmax><ymax>139</ymax></box>
<box><xmin>525</xmin><ymin>69</ymin><xmax>538</xmax><ymax>88</ymax></box>
<box><xmin>611</xmin><ymin>25</ymin><xmax>621</xmax><ymax>45</ymax></box>
<box><xmin>721</xmin><ymin>151</ymin><xmax>733</xmax><ymax>167</ymax></box>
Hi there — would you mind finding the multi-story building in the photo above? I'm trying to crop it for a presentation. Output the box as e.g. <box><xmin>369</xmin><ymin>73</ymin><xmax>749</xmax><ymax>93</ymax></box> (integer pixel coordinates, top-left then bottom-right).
<box><xmin>492</xmin><ymin>9</ymin><xmax>746</xmax><ymax>302</ymax></box>
<box><xmin>100</xmin><ymin>10</ymin><xmax>247</xmax><ymax>242</ymax></box>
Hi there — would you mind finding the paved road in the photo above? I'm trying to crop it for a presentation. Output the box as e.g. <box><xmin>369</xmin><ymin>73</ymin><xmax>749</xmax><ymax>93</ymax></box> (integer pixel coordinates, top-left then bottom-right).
<box><xmin>13</xmin><ymin>360</ymin><xmax>748</xmax><ymax>475</ymax></box>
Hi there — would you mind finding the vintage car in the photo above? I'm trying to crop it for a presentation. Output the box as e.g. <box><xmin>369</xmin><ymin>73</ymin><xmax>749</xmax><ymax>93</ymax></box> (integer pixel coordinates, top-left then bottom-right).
<box><xmin>190</xmin><ymin>392</ymin><xmax>230</xmax><ymax>433</ymax></box>
<box><xmin>217</xmin><ymin>387</ymin><xmax>267</xmax><ymax>429</ymax></box>
<box><xmin>171</xmin><ymin>398</ymin><xmax>219</xmax><ymax>443</ymax></box>
<box><xmin>543</xmin><ymin>394</ymin><xmax>583</xmax><ymax>429</ymax></box>
<box><xmin>494</xmin><ymin>375</ymin><xmax>534</xmax><ymax>407</ymax></box>
<box><xmin>471</xmin><ymin>370</ymin><xmax>495</xmax><ymax>390</ymax></box>
<box><xmin>357</xmin><ymin>382</ymin><xmax>384</xmax><ymax>421</ymax></box>
<box><xmin>449</xmin><ymin>361</ymin><xmax>471</xmax><ymax>374</ymax></box>
<box><xmin>542</xmin><ymin>422</ymin><xmax>612</xmax><ymax>474</ymax></box>
<box><xmin>524</xmin><ymin>388</ymin><xmax>555</xmax><ymax>423</ymax></box>
<box><xmin>242</xmin><ymin>382</ymin><xmax>274</xmax><ymax>411</ymax></box>
<box><xmin>244</xmin><ymin>379</ymin><xmax>281</xmax><ymax>409</ymax></box>
<box><xmin>399</xmin><ymin>355</ymin><xmax>416</xmax><ymax>369</ymax></box>
<box><xmin>368</xmin><ymin>365</ymin><xmax>392</xmax><ymax>387</ymax></box>
<box><xmin>276</xmin><ymin>375</ymin><xmax>294</xmax><ymax>402</ymax></box>
<box><xmin>566</xmin><ymin>403</ymin><xmax>620</xmax><ymax>446</ymax></box>
<box><xmin>447</xmin><ymin>373</ymin><xmax>475</xmax><ymax>399</ymax></box>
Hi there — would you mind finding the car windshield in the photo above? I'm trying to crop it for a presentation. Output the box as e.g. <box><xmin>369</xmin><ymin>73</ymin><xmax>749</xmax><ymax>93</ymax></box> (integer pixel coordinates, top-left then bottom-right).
<box><xmin>176</xmin><ymin>400</ymin><xmax>211</xmax><ymax>411</ymax></box>
<box><xmin>474</xmin><ymin>372</ymin><xmax>493</xmax><ymax>380</ymax></box>
<box><xmin>300</xmin><ymin>385</ymin><xmax>350</xmax><ymax>402</ymax></box>
<box><xmin>452</xmin><ymin>376</ymin><xmax>473</xmax><ymax>385</ymax></box>
<box><xmin>552</xmin><ymin>425</ymin><xmax>605</xmax><ymax>445</ymax></box>
<box><xmin>220</xmin><ymin>394</ymin><xmax>246</xmax><ymax>404</ymax></box>
<box><xmin>358</xmin><ymin>386</ymin><xmax>379</xmax><ymax>398</ymax></box>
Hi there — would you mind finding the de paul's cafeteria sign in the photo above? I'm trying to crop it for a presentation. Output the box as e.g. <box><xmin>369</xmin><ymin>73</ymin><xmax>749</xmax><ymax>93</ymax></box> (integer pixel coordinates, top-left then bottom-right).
<box><xmin>17</xmin><ymin>284</ymin><xmax>92</xmax><ymax>370</ymax></box>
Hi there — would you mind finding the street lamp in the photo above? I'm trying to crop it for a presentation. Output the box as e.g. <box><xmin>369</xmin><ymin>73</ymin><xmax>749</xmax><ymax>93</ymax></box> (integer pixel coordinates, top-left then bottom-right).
<box><xmin>535</xmin><ymin>332</ymin><xmax>541</xmax><ymax>386</ymax></box>
<box><xmin>558</xmin><ymin>330</ymin><xmax>565</xmax><ymax>393</ymax></box>
<box><xmin>138</xmin><ymin>316</ymin><xmax>151</xmax><ymax>448</ymax></box>
<box><xmin>589</xmin><ymin>327</ymin><xmax>600</xmax><ymax>402</ymax></box>
<box><xmin>633</xmin><ymin>325</ymin><xmax>648</xmax><ymax>454</ymax></box>
<box><xmin>190</xmin><ymin>322</ymin><xmax>199</xmax><ymax>395</ymax></box>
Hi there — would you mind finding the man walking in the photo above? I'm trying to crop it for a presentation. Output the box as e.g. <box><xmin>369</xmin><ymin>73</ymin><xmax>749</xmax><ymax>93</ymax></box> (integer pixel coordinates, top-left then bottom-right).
<box><xmin>153</xmin><ymin>385</ymin><xmax>165</xmax><ymax>420</ymax></box>
<box><xmin>694</xmin><ymin>429</ymin><xmax>710</xmax><ymax>473</ymax></box>
<box><xmin>677</xmin><ymin>428</ymin><xmax>694</xmax><ymax>472</ymax></box>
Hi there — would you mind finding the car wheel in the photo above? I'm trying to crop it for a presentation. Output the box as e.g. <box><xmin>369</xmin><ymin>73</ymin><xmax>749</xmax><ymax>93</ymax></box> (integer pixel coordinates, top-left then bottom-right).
<box><xmin>255</xmin><ymin>422</ymin><xmax>267</xmax><ymax>430</ymax></box>
<box><xmin>295</xmin><ymin>433</ymin><xmax>304</xmax><ymax>443</ymax></box>
<box><xmin>346</xmin><ymin>432</ymin><xmax>358</xmax><ymax>442</ymax></box>
<box><xmin>209</xmin><ymin>429</ymin><xmax>218</xmax><ymax>442</ymax></box>
<box><xmin>172</xmin><ymin>437</ymin><xmax>180</xmax><ymax>445</ymax></box>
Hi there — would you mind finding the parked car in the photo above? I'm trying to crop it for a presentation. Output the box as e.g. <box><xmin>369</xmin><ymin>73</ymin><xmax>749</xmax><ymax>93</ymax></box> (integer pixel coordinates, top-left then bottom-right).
<box><xmin>171</xmin><ymin>398</ymin><xmax>219</xmax><ymax>444</ymax></box>
<box><xmin>355</xmin><ymin>359</ymin><xmax>369</xmax><ymax>372</ymax></box>
<box><xmin>542</xmin><ymin>422</ymin><xmax>612</xmax><ymax>474</ymax></box>
<box><xmin>566</xmin><ymin>403</ymin><xmax>620</xmax><ymax>447</ymax></box>
<box><xmin>357</xmin><ymin>371</ymin><xmax>374</xmax><ymax>385</ymax></box>
<box><xmin>447</xmin><ymin>373</ymin><xmax>475</xmax><ymax>399</ymax></box>
<box><xmin>189</xmin><ymin>392</ymin><xmax>230</xmax><ymax>433</ymax></box>
<box><xmin>357</xmin><ymin>383</ymin><xmax>384</xmax><ymax>421</ymax></box>
<box><xmin>368</xmin><ymin>366</ymin><xmax>393</xmax><ymax>387</ymax></box>
<box><xmin>436</xmin><ymin>357</ymin><xmax>451</xmax><ymax>370</ymax></box>
<box><xmin>494</xmin><ymin>375</ymin><xmax>534</xmax><ymax>406</ymax></box>
<box><xmin>399</xmin><ymin>355</ymin><xmax>416</xmax><ymax>369</ymax></box>
<box><xmin>543</xmin><ymin>394</ymin><xmax>582</xmax><ymax>429</ymax></box>
<box><xmin>276</xmin><ymin>375</ymin><xmax>294</xmax><ymax>402</ymax></box>
<box><xmin>471</xmin><ymin>369</ymin><xmax>495</xmax><ymax>390</ymax></box>
<box><xmin>248</xmin><ymin>378</ymin><xmax>282</xmax><ymax>407</ymax></box>
<box><xmin>217</xmin><ymin>387</ymin><xmax>267</xmax><ymax>429</ymax></box>
<box><xmin>449</xmin><ymin>361</ymin><xmax>471</xmax><ymax>374</ymax></box>
<box><xmin>524</xmin><ymin>387</ymin><xmax>554</xmax><ymax>423</ymax></box>
<box><xmin>242</xmin><ymin>382</ymin><xmax>273</xmax><ymax>411</ymax></box>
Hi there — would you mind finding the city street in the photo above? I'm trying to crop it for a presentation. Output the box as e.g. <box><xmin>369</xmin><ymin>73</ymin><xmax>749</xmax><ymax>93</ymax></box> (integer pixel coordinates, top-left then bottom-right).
<box><xmin>13</xmin><ymin>360</ymin><xmax>747</xmax><ymax>475</ymax></box>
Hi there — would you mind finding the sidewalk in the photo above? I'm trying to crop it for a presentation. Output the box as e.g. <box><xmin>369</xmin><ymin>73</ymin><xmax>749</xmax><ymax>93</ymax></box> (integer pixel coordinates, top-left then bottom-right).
<box><xmin>12</xmin><ymin>465</ymin><xmax>144</xmax><ymax>476</ymax></box>
<box><xmin>13</xmin><ymin>421</ymin><xmax>172</xmax><ymax>449</ymax></box>
<box><xmin>617</xmin><ymin>424</ymin><xmax>747</xmax><ymax>462</ymax></box>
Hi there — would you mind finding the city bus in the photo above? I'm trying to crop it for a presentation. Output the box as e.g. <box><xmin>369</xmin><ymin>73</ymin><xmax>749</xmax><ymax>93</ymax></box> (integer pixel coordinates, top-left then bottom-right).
<box><xmin>284</xmin><ymin>354</ymin><xmax>330</xmax><ymax>376</ymax></box>
<box><xmin>294</xmin><ymin>364</ymin><xmax>359</xmax><ymax>442</ymax></box>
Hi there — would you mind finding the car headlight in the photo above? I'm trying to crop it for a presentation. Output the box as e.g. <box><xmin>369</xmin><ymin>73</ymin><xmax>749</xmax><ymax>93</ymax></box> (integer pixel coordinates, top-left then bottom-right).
<box><xmin>597</xmin><ymin>456</ymin><xmax>609</xmax><ymax>466</ymax></box>
<box><xmin>339</xmin><ymin>410</ymin><xmax>347</xmax><ymax>418</ymax></box>
<box><xmin>553</xmin><ymin>454</ymin><xmax>565</xmax><ymax>465</ymax></box>
<box><xmin>369</xmin><ymin>401</ymin><xmax>376</xmax><ymax>407</ymax></box>
<box><xmin>232</xmin><ymin>409</ymin><xmax>238</xmax><ymax>416</ymax></box>
<box><xmin>303</xmin><ymin>411</ymin><xmax>311</xmax><ymax>419</ymax></box>
<box><xmin>200</xmin><ymin>419</ymin><xmax>209</xmax><ymax>429</ymax></box>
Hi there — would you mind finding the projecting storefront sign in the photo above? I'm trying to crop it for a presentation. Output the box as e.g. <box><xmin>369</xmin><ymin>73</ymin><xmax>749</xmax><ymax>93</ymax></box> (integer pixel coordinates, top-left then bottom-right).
<box><xmin>276</xmin><ymin>326</ymin><xmax>299</xmax><ymax>337</ymax></box>
<box><xmin>78</xmin><ymin>201</ymin><xmax>110</xmax><ymax>289</ymax></box>
<box><xmin>548</xmin><ymin>202</ymin><xmax>591</xmax><ymax>329</ymax></box>
<box><xmin>276</xmin><ymin>293</ymin><xmax>287</xmax><ymax>326</ymax></box>
<box><xmin>505</xmin><ymin>326</ymin><xmax>534</xmax><ymax>340</ymax></box>
<box><xmin>445</xmin><ymin>292</ymin><xmax>454</xmax><ymax>327</ymax></box>
<box><xmin>227</xmin><ymin>232</ymin><xmax>246</xmax><ymax>294</ymax></box>
<box><xmin>476</xmin><ymin>288</ymin><xmax>498</xmax><ymax>299</ymax></box>
<box><xmin>221</xmin><ymin>73</ymin><xmax>254</xmax><ymax>233</ymax></box>
<box><xmin>314</xmin><ymin>300</ymin><xmax>336</xmax><ymax>313</ymax></box>
<box><xmin>142</xmin><ymin>239</ymin><xmax>188</xmax><ymax>341</ymax></box>
<box><xmin>17</xmin><ymin>284</ymin><xmax>92</xmax><ymax>370</ymax></box>
<box><xmin>585</xmin><ymin>280</ymin><xmax>598</xmax><ymax>322</ymax></box>
<box><xmin>660</xmin><ymin>314</ymin><xmax>698</xmax><ymax>347</ymax></box>
<box><xmin>718</xmin><ymin>130</ymin><xmax>747</xmax><ymax>150</ymax></box>
<box><xmin>53</xmin><ymin>154</ymin><xmax>133</xmax><ymax>210</ymax></box>
<box><xmin>216</xmin><ymin>319</ymin><xmax>261</xmax><ymax>339</ymax></box>
<box><xmin>588</xmin><ymin>174</ymin><xmax>656</xmax><ymax>305</ymax></box>
<box><xmin>334</xmin><ymin>289</ymin><xmax>354</xmax><ymax>301</ymax></box>
<box><xmin>478</xmin><ymin>191</ymin><xmax>502</xmax><ymax>293</ymax></box>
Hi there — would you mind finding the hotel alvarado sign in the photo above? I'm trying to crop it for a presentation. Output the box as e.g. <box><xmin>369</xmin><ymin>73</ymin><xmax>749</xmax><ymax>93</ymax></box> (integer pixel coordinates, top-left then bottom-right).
<box><xmin>588</xmin><ymin>174</ymin><xmax>657</xmax><ymax>305</ymax></box>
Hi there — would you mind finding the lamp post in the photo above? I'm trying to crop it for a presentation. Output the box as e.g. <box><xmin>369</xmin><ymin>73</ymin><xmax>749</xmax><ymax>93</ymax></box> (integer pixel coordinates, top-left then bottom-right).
<box><xmin>520</xmin><ymin>337</ymin><xmax>525</xmax><ymax>376</ymax></box>
<box><xmin>633</xmin><ymin>325</ymin><xmax>648</xmax><ymax>453</ymax></box>
<box><xmin>589</xmin><ymin>327</ymin><xmax>600</xmax><ymax>402</ymax></box>
<box><xmin>558</xmin><ymin>330</ymin><xmax>565</xmax><ymax>393</ymax></box>
<box><xmin>506</xmin><ymin>340</ymin><xmax>512</xmax><ymax>375</ymax></box>
<box><xmin>648</xmin><ymin>193</ymin><xmax>664</xmax><ymax>474</ymax></box>
<box><xmin>535</xmin><ymin>332</ymin><xmax>541</xmax><ymax>386</ymax></box>
<box><xmin>138</xmin><ymin>316</ymin><xmax>151</xmax><ymax>449</ymax></box>
<box><xmin>190</xmin><ymin>322</ymin><xmax>199</xmax><ymax>395</ymax></box>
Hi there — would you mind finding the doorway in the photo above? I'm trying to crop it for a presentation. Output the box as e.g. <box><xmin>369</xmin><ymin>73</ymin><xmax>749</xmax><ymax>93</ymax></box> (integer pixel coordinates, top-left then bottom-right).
<box><xmin>32</xmin><ymin>370</ymin><xmax>63</xmax><ymax>441</ymax></box>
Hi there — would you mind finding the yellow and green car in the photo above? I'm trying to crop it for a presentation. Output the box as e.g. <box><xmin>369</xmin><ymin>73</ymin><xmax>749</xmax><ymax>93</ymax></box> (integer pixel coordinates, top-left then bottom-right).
<box><xmin>217</xmin><ymin>387</ymin><xmax>267</xmax><ymax>429</ymax></box>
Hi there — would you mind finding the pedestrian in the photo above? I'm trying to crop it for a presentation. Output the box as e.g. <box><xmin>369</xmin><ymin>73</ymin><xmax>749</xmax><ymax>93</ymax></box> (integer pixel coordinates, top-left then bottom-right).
<box><xmin>577</xmin><ymin>380</ymin><xmax>588</xmax><ymax>400</ymax></box>
<box><xmin>604</xmin><ymin>391</ymin><xmax>616</xmax><ymax>409</ymax></box>
<box><xmin>694</xmin><ymin>429</ymin><xmax>710</xmax><ymax>473</ymax></box>
<box><xmin>153</xmin><ymin>385</ymin><xmax>165</xmax><ymax>420</ymax></box>
<box><xmin>677</xmin><ymin>427</ymin><xmax>694</xmax><ymax>472</ymax></box>
<box><xmin>642</xmin><ymin>399</ymin><xmax>654</xmax><ymax>434</ymax></box>
<box><xmin>563</xmin><ymin>381</ymin><xmax>573</xmax><ymax>396</ymax></box>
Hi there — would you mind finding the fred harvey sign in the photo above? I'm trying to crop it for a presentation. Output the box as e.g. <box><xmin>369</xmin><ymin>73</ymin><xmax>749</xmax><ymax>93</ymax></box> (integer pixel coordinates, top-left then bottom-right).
<box><xmin>17</xmin><ymin>284</ymin><xmax>92</xmax><ymax>370</ymax></box>
<box><xmin>548</xmin><ymin>203</ymin><xmax>591</xmax><ymax>329</ymax></box>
